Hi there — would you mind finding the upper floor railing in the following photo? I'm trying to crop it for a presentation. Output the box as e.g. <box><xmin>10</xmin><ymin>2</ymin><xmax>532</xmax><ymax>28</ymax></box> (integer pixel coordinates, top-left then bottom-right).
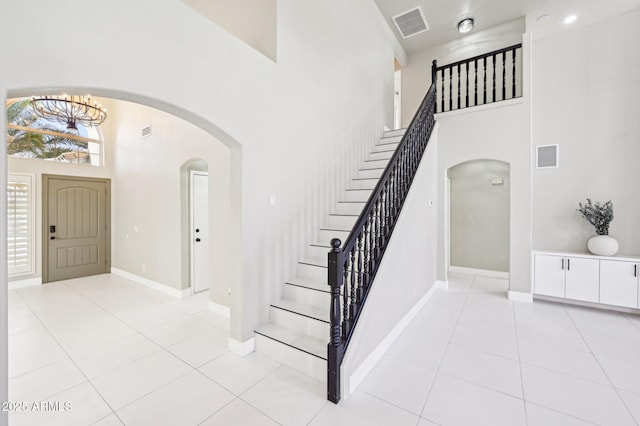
<box><xmin>326</xmin><ymin>83</ymin><xmax>437</xmax><ymax>403</ymax></box>
<box><xmin>431</xmin><ymin>43</ymin><xmax>522</xmax><ymax>113</ymax></box>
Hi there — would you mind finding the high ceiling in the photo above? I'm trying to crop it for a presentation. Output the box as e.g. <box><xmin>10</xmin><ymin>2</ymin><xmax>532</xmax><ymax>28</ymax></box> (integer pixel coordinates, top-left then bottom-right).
<box><xmin>373</xmin><ymin>0</ymin><xmax>640</xmax><ymax>54</ymax></box>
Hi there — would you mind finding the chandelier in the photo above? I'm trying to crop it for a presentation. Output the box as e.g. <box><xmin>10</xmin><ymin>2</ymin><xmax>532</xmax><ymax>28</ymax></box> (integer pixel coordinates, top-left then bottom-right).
<box><xmin>30</xmin><ymin>95</ymin><xmax>107</xmax><ymax>130</ymax></box>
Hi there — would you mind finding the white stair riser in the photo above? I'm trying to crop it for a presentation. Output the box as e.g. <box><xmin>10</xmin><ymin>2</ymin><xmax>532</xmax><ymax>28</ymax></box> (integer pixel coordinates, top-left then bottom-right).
<box><xmin>283</xmin><ymin>284</ymin><xmax>330</xmax><ymax>308</ymax></box>
<box><xmin>317</xmin><ymin>229</ymin><xmax>350</xmax><ymax>247</ymax></box>
<box><xmin>383</xmin><ymin>129</ymin><xmax>405</xmax><ymax>138</ymax></box>
<box><xmin>254</xmin><ymin>335</ymin><xmax>326</xmax><ymax>383</ymax></box>
<box><xmin>368</xmin><ymin>150</ymin><xmax>394</xmax><ymax>161</ymax></box>
<box><xmin>333</xmin><ymin>203</ymin><xmax>365</xmax><ymax>216</ymax></box>
<box><xmin>305</xmin><ymin>245</ymin><xmax>332</xmax><ymax>264</ymax></box>
<box><xmin>342</xmin><ymin>189</ymin><xmax>372</xmax><ymax>202</ymax></box>
<box><xmin>360</xmin><ymin>159</ymin><xmax>388</xmax><ymax>170</ymax></box>
<box><xmin>356</xmin><ymin>169</ymin><xmax>383</xmax><ymax>179</ymax></box>
<box><xmin>372</xmin><ymin>143</ymin><xmax>399</xmax><ymax>153</ymax></box>
<box><xmin>270</xmin><ymin>306</ymin><xmax>329</xmax><ymax>340</ymax></box>
<box><xmin>348</xmin><ymin>179</ymin><xmax>377</xmax><ymax>190</ymax></box>
<box><xmin>327</xmin><ymin>215</ymin><xmax>358</xmax><ymax>230</ymax></box>
<box><xmin>296</xmin><ymin>262</ymin><xmax>327</xmax><ymax>283</ymax></box>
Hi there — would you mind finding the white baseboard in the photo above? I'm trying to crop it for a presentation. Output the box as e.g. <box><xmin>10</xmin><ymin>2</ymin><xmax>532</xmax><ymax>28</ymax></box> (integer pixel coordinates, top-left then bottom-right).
<box><xmin>209</xmin><ymin>301</ymin><xmax>231</xmax><ymax>318</ymax></box>
<box><xmin>449</xmin><ymin>266</ymin><xmax>509</xmax><ymax>279</ymax></box>
<box><xmin>111</xmin><ymin>267</ymin><xmax>187</xmax><ymax>299</ymax></box>
<box><xmin>8</xmin><ymin>277</ymin><xmax>42</xmax><ymax>289</ymax></box>
<box><xmin>228</xmin><ymin>337</ymin><xmax>255</xmax><ymax>357</ymax></box>
<box><xmin>508</xmin><ymin>290</ymin><xmax>533</xmax><ymax>303</ymax></box>
<box><xmin>346</xmin><ymin>280</ymin><xmax>446</xmax><ymax>394</ymax></box>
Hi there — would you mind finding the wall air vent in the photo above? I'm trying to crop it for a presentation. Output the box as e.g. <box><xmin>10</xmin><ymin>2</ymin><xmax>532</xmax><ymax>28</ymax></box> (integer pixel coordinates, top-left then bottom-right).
<box><xmin>141</xmin><ymin>124</ymin><xmax>152</xmax><ymax>138</ymax></box>
<box><xmin>536</xmin><ymin>144</ymin><xmax>559</xmax><ymax>168</ymax></box>
<box><xmin>393</xmin><ymin>7</ymin><xmax>429</xmax><ymax>39</ymax></box>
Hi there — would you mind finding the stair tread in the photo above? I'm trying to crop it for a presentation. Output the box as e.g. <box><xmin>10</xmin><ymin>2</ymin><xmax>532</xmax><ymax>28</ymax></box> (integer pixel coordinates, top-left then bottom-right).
<box><xmin>299</xmin><ymin>258</ymin><xmax>328</xmax><ymax>269</ymax></box>
<box><xmin>285</xmin><ymin>277</ymin><xmax>328</xmax><ymax>293</ymax></box>
<box><xmin>272</xmin><ymin>299</ymin><xmax>329</xmax><ymax>322</ymax></box>
<box><xmin>255</xmin><ymin>323</ymin><xmax>327</xmax><ymax>360</ymax></box>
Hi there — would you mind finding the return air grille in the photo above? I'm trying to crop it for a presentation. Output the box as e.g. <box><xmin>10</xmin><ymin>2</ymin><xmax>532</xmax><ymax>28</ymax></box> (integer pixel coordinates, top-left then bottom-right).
<box><xmin>536</xmin><ymin>144</ymin><xmax>559</xmax><ymax>168</ymax></box>
<box><xmin>393</xmin><ymin>7</ymin><xmax>429</xmax><ymax>39</ymax></box>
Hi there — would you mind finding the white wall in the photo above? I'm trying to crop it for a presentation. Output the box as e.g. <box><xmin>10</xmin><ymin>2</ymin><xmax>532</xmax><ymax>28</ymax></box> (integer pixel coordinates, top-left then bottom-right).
<box><xmin>531</xmin><ymin>10</ymin><xmax>640</xmax><ymax>256</ymax></box>
<box><xmin>0</xmin><ymin>0</ymin><xmax>398</xmax><ymax>348</ymax></box>
<box><xmin>181</xmin><ymin>0</ymin><xmax>277</xmax><ymax>61</ymax></box>
<box><xmin>449</xmin><ymin>160</ymin><xmax>510</xmax><ymax>272</ymax></box>
<box><xmin>341</xmin><ymin>130</ymin><xmax>439</xmax><ymax>396</ymax></box>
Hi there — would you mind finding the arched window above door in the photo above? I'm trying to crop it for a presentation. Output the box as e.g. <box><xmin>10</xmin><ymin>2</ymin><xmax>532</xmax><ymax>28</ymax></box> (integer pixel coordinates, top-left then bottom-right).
<box><xmin>6</xmin><ymin>97</ymin><xmax>104</xmax><ymax>166</ymax></box>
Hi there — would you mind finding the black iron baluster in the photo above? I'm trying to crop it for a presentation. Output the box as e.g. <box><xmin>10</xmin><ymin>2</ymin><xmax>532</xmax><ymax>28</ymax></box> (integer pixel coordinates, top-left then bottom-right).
<box><xmin>483</xmin><ymin>57</ymin><xmax>487</xmax><ymax>104</ymax></box>
<box><xmin>512</xmin><ymin>48</ymin><xmax>517</xmax><ymax>98</ymax></box>
<box><xmin>502</xmin><ymin>51</ymin><xmax>506</xmax><ymax>101</ymax></box>
<box><xmin>474</xmin><ymin>59</ymin><xmax>478</xmax><ymax>106</ymax></box>
<box><xmin>356</xmin><ymin>234</ymin><xmax>363</xmax><ymax>305</ymax></box>
<box><xmin>373</xmin><ymin>200</ymin><xmax>380</xmax><ymax>261</ymax></box>
<box><xmin>342</xmin><ymin>256</ymin><xmax>350</xmax><ymax>338</ymax></box>
<box><xmin>349</xmin><ymin>246</ymin><xmax>356</xmax><ymax>321</ymax></box>
<box><xmin>465</xmin><ymin>62</ymin><xmax>469</xmax><ymax>108</ymax></box>
<box><xmin>449</xmin><ymin>66</ymin><xmax>453</xmax><ymax>112</ymax></box>
<box><xmin>457</xmin><ymin>64</ymin><xmax>461</xmax><ymax>109</ymax></box>
<box><xmin>492</xmin><ymin>54</ymin><xmax>496</xmax><ymax>103</ymax></box>
<box><xmin>363</xmin><ymin>219</ymin><xmax>370</xmax><ymax>289</ymax></box>
<box><xmin>440</xmin><ymin>69</ymin><xmax>445</xmax><ymax>113</ymax></box>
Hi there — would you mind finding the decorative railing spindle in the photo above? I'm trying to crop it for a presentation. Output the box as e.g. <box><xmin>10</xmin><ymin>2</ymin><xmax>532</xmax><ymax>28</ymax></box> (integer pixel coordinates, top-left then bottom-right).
<box><xmin>327</xmin><ymin>82</ymin><xmax>437</xmax><ymax>404</ymax></box>
<box><xmin>474</xmin><ymin>59</ymin><xmax>478</xmax><ymax>106</ymax></box>
<box><xmin>431</xmin><ymin>44</ymin><xmax>522</xmax><ymax>113</ymax></box>
<box><xmin>502</xmin><ymin>51</ymin><xmax>507</xmax><ymax>101</ymax></box>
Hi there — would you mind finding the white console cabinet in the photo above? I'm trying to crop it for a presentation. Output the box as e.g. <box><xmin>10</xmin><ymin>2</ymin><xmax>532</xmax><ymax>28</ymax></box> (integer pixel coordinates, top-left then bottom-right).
<box><xmin>533</xmin><ymin>251</ymin><xmax>640</xmax><ymax>309</ymax></box>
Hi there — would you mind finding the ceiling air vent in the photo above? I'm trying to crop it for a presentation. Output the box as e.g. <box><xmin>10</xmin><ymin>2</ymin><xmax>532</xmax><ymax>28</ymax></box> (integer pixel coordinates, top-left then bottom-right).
<box><xmin>141</xmin><ymin>124</ymin><xmax>152</xmax><ymax>138</ymax></box>
<box><xmin>393</xmin><ymin>7</ymin><xmax>429</xmax><ymax>39</ymax></box>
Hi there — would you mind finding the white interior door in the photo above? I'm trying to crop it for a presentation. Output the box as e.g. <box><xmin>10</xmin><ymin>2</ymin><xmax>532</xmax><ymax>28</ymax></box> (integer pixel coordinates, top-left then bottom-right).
<box><xmin>191</xmin><ymin>171</ymin><xmax>210</xmax><ymax>293</ymax></box>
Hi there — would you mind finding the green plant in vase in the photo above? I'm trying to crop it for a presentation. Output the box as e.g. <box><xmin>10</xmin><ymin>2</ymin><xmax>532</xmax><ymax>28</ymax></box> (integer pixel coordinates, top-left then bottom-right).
<box><xmin>577</xmin><ymin>199</ymin><xmax>618</xmax><ymax>255</ymax></box>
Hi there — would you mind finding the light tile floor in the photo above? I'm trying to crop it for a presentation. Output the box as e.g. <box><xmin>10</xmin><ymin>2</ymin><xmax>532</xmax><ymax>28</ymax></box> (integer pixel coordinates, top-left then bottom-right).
<box><xmin>7</xmin><ymin>272</ymin><xmax>640</xmax><ymax>425</ymax></box>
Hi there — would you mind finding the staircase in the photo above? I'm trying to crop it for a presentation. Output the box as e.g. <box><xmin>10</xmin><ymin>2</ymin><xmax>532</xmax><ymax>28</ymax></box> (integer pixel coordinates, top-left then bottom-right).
<box><xmin>254</xmin><ymin>128</ymin><xmax>405</xmax><ymax>382</ymax></box>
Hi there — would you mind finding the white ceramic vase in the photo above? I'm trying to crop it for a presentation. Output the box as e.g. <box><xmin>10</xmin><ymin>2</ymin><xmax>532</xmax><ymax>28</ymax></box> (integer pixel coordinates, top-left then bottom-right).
<box><xmin>587</xmin><ymin>235</ymin><xmax>619</xmax><ymax>256</ymax></box>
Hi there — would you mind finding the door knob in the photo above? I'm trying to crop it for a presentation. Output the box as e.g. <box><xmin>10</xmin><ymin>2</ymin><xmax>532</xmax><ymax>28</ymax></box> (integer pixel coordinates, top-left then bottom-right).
<box><xmin>195</xmin><ymin>238</ymin><xmax>201</xmax><ymax>242</ymax></box>
<box><xmin>50</xmin><ymin>236</ymin><xmax>56</xmax><ymax>240</ymax></box>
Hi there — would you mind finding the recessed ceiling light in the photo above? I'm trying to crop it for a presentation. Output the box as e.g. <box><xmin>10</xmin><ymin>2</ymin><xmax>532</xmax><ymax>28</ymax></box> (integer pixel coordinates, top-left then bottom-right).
<box><xmin>457</xmin><ymin>18</ymin><xmax>474</xmax><ymax>34</ymax></box>
<box><xmin>564</xmin><ymin>14</ymin><xmax>577</xmax><ymax>24</ymax></box>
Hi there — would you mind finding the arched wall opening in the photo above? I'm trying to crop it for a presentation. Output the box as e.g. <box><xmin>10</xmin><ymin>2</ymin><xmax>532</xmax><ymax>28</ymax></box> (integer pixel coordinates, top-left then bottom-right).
<box><xmin>2</xmin><ymin>86</ymin><xmax>243</xmax><ymax>335</ymax></box>
<box><xmin>447</xmin><ymin>159</ymin><xmax>510</xmax><ymax>275</ymax></box>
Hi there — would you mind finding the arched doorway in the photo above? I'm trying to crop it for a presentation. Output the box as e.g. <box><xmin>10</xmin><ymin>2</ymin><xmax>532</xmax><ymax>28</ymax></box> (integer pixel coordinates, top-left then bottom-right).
<box><xmin>447</xmin><ymin>159</ymin><xmax>510</xmax><ymax>274</ymax></box>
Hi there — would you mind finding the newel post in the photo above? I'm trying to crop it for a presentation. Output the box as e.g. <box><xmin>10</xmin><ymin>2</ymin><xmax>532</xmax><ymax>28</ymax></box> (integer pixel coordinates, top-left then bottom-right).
<box><xmin>431</xmin><ymin>59</ymin><xmax>438</xmax><ymax>112</ymax></box>
<box><xmin>327</xmin><ymin>238</ymin><xmax>344</xmax><ymax>404</ymax></box>
<box><xmin>431</xmin><ymin>59</ymin><xmax>437</xmax><ymax>85</ymax></box>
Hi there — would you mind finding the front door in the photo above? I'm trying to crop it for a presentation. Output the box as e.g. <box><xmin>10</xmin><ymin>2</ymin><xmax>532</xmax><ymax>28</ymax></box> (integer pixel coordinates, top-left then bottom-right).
<box><xmin>43</xmin><ymin>175</ymin><xmax>110</xmax><ymax>283</ymax></box>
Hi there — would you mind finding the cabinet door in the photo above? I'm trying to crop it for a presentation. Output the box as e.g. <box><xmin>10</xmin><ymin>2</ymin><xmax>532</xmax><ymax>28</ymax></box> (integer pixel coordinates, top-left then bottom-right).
<box><xmin>565</xmin><ymin>257</ymin><xmax>600</xmax><ymax>302</ymax></box>
<box><xmin>534</xmin><ymin>255</ymin><xmax>565</xmax><ymax>297</ymax></box>
<box><xmin>600</xmin><ymin>260</ymin><xmax>638</xmax><ymax>308</ymax></box>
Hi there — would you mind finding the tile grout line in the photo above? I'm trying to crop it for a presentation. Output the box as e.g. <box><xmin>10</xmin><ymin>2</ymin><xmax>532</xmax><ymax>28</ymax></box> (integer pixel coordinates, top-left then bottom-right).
<box><xmin>564</xmin><ymin>305</ymin><xmax>640</xmax><ymax>425</ymax></box>
<box><xmin>512</xmin><ymin>292</ymin><xmax>529</xmax><ymax>426</ymax></box>
<box><xmin>418</xmin><ymin>274</ymin><xmax>475</xmax><ymax>421</ymax></box>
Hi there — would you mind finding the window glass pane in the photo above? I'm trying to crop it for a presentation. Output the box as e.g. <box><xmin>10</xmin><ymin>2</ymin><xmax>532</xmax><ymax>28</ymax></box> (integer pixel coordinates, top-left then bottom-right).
<box><xmin>7</xmin><ymin>98</ymin><xmax>103</xmax><ymax>166</ymax></box>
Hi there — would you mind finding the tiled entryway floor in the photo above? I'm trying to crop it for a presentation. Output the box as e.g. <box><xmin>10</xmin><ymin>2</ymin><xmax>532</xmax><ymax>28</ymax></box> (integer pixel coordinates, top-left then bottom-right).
<box><xmin>8</xmin><ymin>272</ymin><xmax>640</xmax><ymax>425</ymax></box>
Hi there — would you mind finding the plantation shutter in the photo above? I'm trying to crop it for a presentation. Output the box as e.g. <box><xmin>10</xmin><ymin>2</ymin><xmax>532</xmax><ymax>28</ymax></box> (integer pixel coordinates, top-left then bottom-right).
<box><xmin>7</xmin><ymin>174</ymin><xmax>33</xmax><ymax>276</ymax></box>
